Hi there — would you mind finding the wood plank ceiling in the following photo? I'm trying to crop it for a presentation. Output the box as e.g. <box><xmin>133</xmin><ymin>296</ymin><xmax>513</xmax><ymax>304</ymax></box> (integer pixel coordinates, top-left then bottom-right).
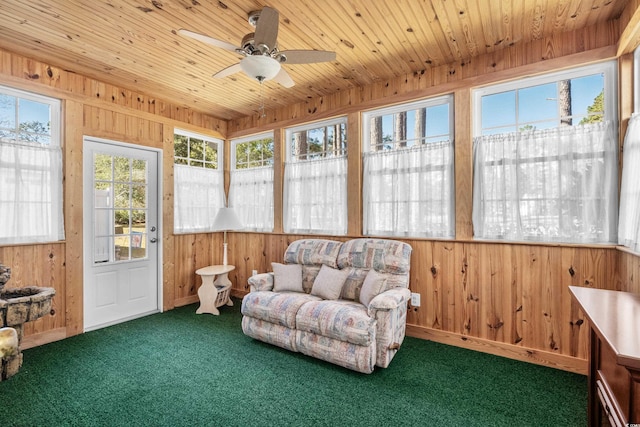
<box><xmin>0</xmin><ymin>0</ymin><xmax>628</xmax><ymax>121</ymax></box>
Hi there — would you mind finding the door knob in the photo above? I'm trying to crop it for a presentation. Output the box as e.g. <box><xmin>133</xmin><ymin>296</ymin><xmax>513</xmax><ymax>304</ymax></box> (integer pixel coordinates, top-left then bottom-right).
<box><xmin>149</xmin><ymin>237</ymin><xmax>158</xmax><ymax>243</ymax></box>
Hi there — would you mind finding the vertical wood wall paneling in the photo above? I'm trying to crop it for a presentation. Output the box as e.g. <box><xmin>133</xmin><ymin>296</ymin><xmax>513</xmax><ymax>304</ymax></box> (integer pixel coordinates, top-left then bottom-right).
<box><xmin>162</xmin><ymin>123</ymin><xmax>176</xmax><ymax>311</ymax></box>
<box><xmin>63</xmin><ymin>99</ymin><xmax>85</xmax><ymax>339</ymax></box>
<box><xmin>454</xmin><ymin>88</ymin><xmax>473</xmax><ymax>239</ymax></box>
<box><xmin>346</xmin><ymin>111</ymin><xmax>362</xmax><ymax>236</ymax></box>
<box><xmin>0</xmin><ymin>244</ymin><xmax>65</xmax><ymax>338</ymax></box>
<box><xmin>273</xmin><ymin>128</ymin><xmax>285</xmax><ymax>234</ymax></box>
<box><xmin>618</xmin><ymin>250</ymin><xmax>640</xmax><ymax>294</ymax></box>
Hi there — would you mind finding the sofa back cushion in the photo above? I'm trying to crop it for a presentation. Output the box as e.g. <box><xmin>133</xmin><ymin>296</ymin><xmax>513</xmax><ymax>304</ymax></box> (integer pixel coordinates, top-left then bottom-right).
<box><xmin>337</xmin><ymin>239</ymin><xmax>412</xmax><ymax>302</ymax></box>
<box><xmin>283</xmin><ymin>239</ymin><xmax>344</xmax><ymax>293</ymax></box>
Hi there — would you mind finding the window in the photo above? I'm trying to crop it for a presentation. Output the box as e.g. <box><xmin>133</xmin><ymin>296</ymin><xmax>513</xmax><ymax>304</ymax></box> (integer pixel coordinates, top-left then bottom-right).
<box><xmin>229</xmin><ymin>133</ymin><xmax>274</xmax><ymax>232</ymax></box>
<box><xmin>173</xmin><ymin>129</ymin><xmax>224</xmax><ymax>233</ymax></box>
<box><xmin>618</xmin><ymin>48</ymin><xmax>640</xmax><ymax>251</ymax></box>
<box><xmin>362</xmin><ymin>96</ymin><xmax>455</xmax><ymax>238</ymax></box>
<box><xmin>472</xmin><ymin>62</ymin><xmax>618</xmax><ymax>243</ymax></box>
<box><xmin>284</xmin><ymin>118</ymin><xmax>347</xmax><ymax>235</ymax></box>
<box><xmin>0</xmin><ymin>86</ymin><xmax>63</xmax><ymax>244</ymax></box>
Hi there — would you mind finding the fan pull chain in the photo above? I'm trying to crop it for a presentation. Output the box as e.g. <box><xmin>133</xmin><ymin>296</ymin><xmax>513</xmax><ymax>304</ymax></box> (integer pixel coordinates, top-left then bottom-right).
<box><xmin>258</xmin><ymin>80</ymin><xmax>266</xmax><ymax>118</ymax></box>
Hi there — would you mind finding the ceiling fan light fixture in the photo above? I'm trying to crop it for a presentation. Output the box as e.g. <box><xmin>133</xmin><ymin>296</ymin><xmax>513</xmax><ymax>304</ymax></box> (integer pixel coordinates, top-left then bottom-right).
<box><xmin>240</xmin><ymin>55</ymin><xmax>281</xmax><ymax>82</ymax></box>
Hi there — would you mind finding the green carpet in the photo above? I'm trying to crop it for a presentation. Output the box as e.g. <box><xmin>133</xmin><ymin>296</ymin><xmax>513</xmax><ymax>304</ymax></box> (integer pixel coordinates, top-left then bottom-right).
<box><xmin>0</xmin><ymin>299</ymin><xmax>587</xmax><ymax>426</ymax></box>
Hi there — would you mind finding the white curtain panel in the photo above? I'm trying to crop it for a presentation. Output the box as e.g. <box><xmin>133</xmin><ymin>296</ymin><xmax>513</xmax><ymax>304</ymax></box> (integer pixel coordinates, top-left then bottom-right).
<box><xmin>472</xmin><ymin>121</ymin><xmax>618</xmax><ymax>243</ymax></box>
<box><xmin>173</xmin><ymin>164</ymin><xmax>225</xmax><ymax>233</ymax></box>
<box><xmin>619</xmin><ymin>113</ymin><xmax>640</xmax><ymax>251</ymax></box>
<box><xmin>283</xmin><ymin>156</ymin><xmax>347</xmax><ymax>235</ymax></box>
<box><xmin>229</xmin><ymin>167</ymin><xmax>274</xmax><ymax>232</ymax></box>
<box><xmin>0</xmin><ymin>142</ymin><xmax>64</xmax><ymax>244</ymax></box>
<box><xmin>363</xmin><ymin>141</ymin><xmax>455</xmax><ymax>238</ymax></box>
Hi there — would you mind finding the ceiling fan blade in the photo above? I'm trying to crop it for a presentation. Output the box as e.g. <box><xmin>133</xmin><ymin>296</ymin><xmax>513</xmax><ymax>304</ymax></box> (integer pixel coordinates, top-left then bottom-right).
<box><xmin>254</xmin><ymin>7</ymin><xmax>279</xmax><ymax>50</ymax></box>
<box><xmin>213</xmin><ymin>63</ymin><xmax>242</xmax><ymax>79</ymax></box>
<box><xmin>178</xmin><ymin>29</ymin><xmax>238</xmax><ymax>52</ymax></box>
<box><xmin>272</xmin><ymin>68</ymin><xmax>295</xmax><ymax>88</ymax></box>
<box><xmin>279</xmin><ymin>50</ymin><xmax>336</xmax><ymax>64</ymax></box>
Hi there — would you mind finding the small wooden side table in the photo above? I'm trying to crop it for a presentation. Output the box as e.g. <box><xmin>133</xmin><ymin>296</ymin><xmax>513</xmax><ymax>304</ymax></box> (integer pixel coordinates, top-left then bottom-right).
<box><xmin>195</xmin><ymin>265</ymin><xmax>235</xmax><ymax>315</ymax></box>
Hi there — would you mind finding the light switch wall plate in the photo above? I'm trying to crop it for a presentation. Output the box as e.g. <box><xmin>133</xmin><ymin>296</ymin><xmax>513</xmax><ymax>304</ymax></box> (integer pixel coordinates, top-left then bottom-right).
<box><xmin>252</xmin><ymin>269</ymin><xmax>258</xmax><ymax>277</ymax></box>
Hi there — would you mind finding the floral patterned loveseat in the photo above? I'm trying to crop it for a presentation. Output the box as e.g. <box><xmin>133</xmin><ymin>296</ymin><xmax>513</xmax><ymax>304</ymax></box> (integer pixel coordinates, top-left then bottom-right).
<box><xmin>241</xmin><ymin>238</ymin><xmax>412</xmax><ymax>374</ymax></box>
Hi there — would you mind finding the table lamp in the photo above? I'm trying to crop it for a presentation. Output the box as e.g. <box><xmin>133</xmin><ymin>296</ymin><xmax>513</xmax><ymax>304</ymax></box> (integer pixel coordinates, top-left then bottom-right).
<box><xmin>212</xmin><ymin>206</ymin><xmax>243</xmax><ymax>265</ymax></box>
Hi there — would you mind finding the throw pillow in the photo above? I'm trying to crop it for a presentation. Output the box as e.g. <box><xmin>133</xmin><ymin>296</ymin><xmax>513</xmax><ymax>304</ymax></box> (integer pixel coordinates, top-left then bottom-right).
<box><xmin>310</xmin><ymin>264</ymin><xmax>350</xmax><ymax>300</ymax></box>
<box><xmin>359</xmin><ymin>269</ymin><xmax>387</xmax><ymax>306</ymax></box>
<box><xmin>272</xmin><ymin>262</ymin><xmax>303</xmax><ymax>293</ymax></box>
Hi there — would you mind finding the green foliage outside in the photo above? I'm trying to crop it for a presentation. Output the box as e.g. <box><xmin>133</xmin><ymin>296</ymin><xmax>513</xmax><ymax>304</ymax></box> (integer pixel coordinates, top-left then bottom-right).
<box><xmin>174</xmin><ymin>134</ymin><xmax>218</xmax><ymax>168</ymax></box>
<box><xmin>579</xmin><ymin>90</ymin><xmax>604</xmax><ymax>125</ymax></box>
<box><xmin>235</xmin><ymin>137</ymin><xmax>274</xmax><ymax>169</ymax></box>
<box><xmin>94</xmin><ymin>153</ymin><xmax>147</xmax><ymax>226</ymax></box>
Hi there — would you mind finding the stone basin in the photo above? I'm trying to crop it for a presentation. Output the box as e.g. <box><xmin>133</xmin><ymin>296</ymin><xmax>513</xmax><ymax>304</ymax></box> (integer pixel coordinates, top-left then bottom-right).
<box><xmin>0</xmin><ymin>264</ymin><xmax>56</xmax><ymax>381</ymax></box>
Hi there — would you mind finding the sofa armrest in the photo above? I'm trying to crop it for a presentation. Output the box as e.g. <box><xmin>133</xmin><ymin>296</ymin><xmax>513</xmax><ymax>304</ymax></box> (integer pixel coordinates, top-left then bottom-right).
<box><xmin>367</xmin><ymin>288</ymin><xmax>411</xmax><ymax>314</ymax></box>
<box><xmin>368</xmin><ymin>287</ymin><xmax>411</xmax><ymax>369</ymax></box>
<box><xmin>247</xmin><ymin>272</ymin><xmax>274</xmax><ymax>292</ymax></box>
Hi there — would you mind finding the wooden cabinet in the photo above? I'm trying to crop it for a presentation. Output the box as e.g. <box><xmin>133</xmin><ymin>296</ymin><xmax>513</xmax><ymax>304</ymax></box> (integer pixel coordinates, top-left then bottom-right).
<box><xmin>569</xmin><ymin>286</ymin><xmax>640</xmax><ymax>426</ymax></box>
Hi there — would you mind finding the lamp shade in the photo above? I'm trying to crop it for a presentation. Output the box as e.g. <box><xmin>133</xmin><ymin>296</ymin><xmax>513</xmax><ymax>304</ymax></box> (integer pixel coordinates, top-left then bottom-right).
<box><xmin>212</xmin><ymin>207</ymin><xmax>244</xmax><ymax>231</ymax></box>
<box><xmin>240</xmin><ymin>55</ymin><xmax>281</xmax><ymax>81</ymax></box>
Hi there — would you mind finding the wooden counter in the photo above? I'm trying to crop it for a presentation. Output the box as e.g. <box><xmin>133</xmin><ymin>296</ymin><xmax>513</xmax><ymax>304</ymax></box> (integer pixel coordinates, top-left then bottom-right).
<box><xmin>569</xmin><ymin>286</ymin><xmax>640</xmax><ymax>426</ymax></box>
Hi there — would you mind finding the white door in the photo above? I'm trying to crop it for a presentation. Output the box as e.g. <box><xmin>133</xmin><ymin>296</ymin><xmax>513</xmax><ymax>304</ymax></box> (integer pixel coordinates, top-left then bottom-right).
<box><xmin>83</xmin><ymin>137</ymin><xmax>161</xmax><ymax>331</ymax></box>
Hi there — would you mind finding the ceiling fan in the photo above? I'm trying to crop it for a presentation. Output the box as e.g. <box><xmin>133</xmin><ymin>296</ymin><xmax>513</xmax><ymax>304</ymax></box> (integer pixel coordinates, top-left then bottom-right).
<box><xmin>178</xmin><ymin>6</ymin><xmax>336</xmax><ymax>88</ymax></box>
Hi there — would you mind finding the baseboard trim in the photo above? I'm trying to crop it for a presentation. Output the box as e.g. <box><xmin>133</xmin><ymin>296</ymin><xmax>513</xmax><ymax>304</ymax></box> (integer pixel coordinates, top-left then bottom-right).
<box><xmin>174</xmin><ymin>295</ymin><xmax>199</xmax><ymax>307</ymax></box>
<box><xmin>21</xmin><ymin>327</ymin><xmax>67</xmax><ymax>350</ymax></box>
<box><xmin>405</xmin><ymin>324</ymin><xmax>587</xmax><ymax>375</ymax></box>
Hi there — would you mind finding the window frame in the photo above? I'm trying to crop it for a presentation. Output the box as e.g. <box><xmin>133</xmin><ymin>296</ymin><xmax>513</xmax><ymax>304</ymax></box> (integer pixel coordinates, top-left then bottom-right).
<box><xmin>472</xmin><ymin>61</ymin><xmax>617</xmax><ymax>136</ymax></box>
<box><xmin>362</xmin><ymin>94</ymin><xmax>454</xmax><ymax>152</ymax></box>
<box><xmin>0</xmin><ymin>85</ymin><xmax>63</xmax><ymax>244</ymax></box>
<box><xmin>471</xmin><ymin>61</ymin><xmax>618</xmax><ymax>244</ymax></box>
<box><xmin>283</xmin><ymin>116</ymin><xmax>348</xmax><ymax>235</ymax></box>
<box><xmin>361</xmin><ymin>95</ymin><xmax>455</xmax><ymax>239</ymax></box>
<box><xmin>230</xmin><ymin>131</ymin><xmax>274</xmax><ymax>170</ymax></box>
<box><xmin>173</xmin><ymin>128</ymin><xmax>222</xmax><ymax>170</ymax></box>
<box><xmin>172</xmin><ymin>128</ymin><xmax>225</xmax><ymax>234</ymax></box>
<box><xmin>634</xmin><ymin>46</ymin><xmax>640</xmax><ymax>114</ymax></box>
<box><xmin>0</xmin><ymin>85</ymin><xmax>61</xmax><ymax>147</ymax></box>
<box><xmin>285</xmin><ymin>116</ymin><xmax>348</xmax><ymax>162</ymax></box>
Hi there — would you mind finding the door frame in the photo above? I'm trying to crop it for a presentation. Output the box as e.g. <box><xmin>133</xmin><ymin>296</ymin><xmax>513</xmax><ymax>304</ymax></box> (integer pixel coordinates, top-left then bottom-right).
<box><xmin>82</xmin><ymin>136</ymin><xmax>163</xmax><ymax>331</ymax></box>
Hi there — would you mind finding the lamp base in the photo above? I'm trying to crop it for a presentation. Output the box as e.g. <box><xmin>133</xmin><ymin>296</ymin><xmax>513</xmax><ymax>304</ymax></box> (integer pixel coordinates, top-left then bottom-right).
<box><xmin>223</xmin><ymin>242</ymin><xmax>228</xmax><ymax>266</ymax></box>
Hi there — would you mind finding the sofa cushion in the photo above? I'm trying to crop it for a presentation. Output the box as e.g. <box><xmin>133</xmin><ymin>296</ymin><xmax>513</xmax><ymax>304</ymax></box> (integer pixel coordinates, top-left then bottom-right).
<box><xmin>359</xmin><ymin>269</ymin><xmax>387</xmax><ymax>306</ymax></box>
<box><xmin>310</xmin><ymin>265</ymin><xmax>350</xmax><ymax>300</ymax></box>
<box><xmin>241</xmin><ymin>291</ymin><xmax>321</xmax><ymax>328</ymax></box>
<box><xmin>337</xmin><ymin>238</ymin><xmax>411</xmax><ymax>274</ymax></box>
<box><xmin>338</xmin><ymin>239</ymin><xmax>412</xmax><ymax>299</ymax></box>
<box><xmin>284</xmin><ymin>239</ymin><xmax>343</xmax><ymax>268</ymax></box>
<box><xmin>272</xmin><ymin>262</ymin><xmax>303</xmax><ymax>293</ymax></box>
<box><xmin>295</xmin><ymin>300</ymin><xmax>376</xmax><ymax>346</ymax></box>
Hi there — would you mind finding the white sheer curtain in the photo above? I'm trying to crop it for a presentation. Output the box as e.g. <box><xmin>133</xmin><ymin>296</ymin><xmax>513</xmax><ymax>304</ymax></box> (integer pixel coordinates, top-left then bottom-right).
<box><xmin>363</xmin><ymin>141</ymin><xmax>455</xmax><ymax>238</ymax></box>
<box><xmin>229</xmin><ymin>167</ymin><xmax>274</xmax><ymax>232</ymax></box>
<box><xmin>472</xmin><ymin>121</ymin><xmax>618</xmax><ymax>243</ymax></box>
<box><xmin>173</xmin><ymin>164</ymin><xmax>225</xmax><ymax>233</ymax></box>
<box><xmin>619</xmin><ymin>113</ymin><xmax>640</xmax><ymax>251</ymax></box>
<box><xmin>283</xmin><ymin>156</ymin><xmax>347</xmax><ymax>235</ymax></box>
<box><xmin>0</xmin><ymin>141</ymin><xmax>64</xmax><ymax>243</ymax></box>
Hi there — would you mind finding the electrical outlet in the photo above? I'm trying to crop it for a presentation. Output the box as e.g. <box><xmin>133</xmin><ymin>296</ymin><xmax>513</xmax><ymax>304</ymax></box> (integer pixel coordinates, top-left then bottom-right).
<box><xmin>252</xmin><ymin>269</ymin><xmax>258</xmax><ymax>277</ymax></box>
<box><xmin>411</xmin><ymin>292</ymin><xmax>421</xmax><ymax>307</ymax></box>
